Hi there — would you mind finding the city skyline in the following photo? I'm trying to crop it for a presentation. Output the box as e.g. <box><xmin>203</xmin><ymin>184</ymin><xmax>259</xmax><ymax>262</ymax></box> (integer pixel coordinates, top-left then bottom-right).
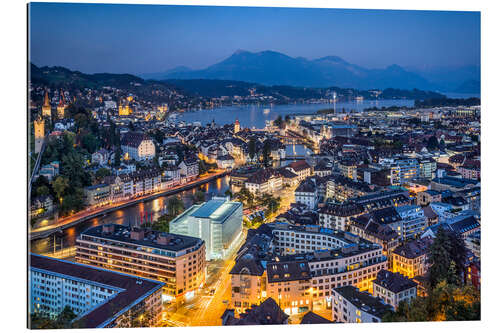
<box><xmin>29</xmin><ymin>3</ymin><xmax>480</xmax><ymax>75</ymax></box>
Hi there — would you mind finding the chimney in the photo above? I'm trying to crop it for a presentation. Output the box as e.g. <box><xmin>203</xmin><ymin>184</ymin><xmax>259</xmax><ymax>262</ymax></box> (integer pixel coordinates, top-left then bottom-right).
<box><xmin>102</xmin><ymin>224</ymin><xmax>115</xmax><ymax>234</ymax></box>
<box><xmin>156</xmin><ymin>233</ymin><xmax>173</xmax><ymax>245</ymax></box>
<box><xmin>130</xmin><ymin>227</ymin><xmax>144</xmax><ymax>241</ymax></box>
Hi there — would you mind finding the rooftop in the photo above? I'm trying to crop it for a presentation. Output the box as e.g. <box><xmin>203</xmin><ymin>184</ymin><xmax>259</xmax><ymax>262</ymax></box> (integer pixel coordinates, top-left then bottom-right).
<box><xmin>30</xmin><ymin>254</ymin><xmax>164</xmax><ymax>328</ymax></box>
<box><xmin>80</xmin><ymin>224</ymin><xmax>203</xmax><ymax>253</ymax></box>
<box><xmin>334</xmin><ymin>286</ymin><xmax>393</xmax><ymax>318</ymax></box>
<box><xmin>373</xmin><ymin>269</ymin><xmax>418</xmax><ymax>293</ymax></box>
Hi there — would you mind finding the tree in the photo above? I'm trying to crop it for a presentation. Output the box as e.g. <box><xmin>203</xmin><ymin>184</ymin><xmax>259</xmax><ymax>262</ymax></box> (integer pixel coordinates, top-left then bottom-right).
<box><xmin>428</xmin><ymin>227</ymin><xmax>468</xmax><ymax>287</ymax></box>
<box><xmin>74</xmin><ymin>113</ymin><xmax>89</xmax><ymax>131</ymax></box>
<box><xmin>248</xmin><ymin>138</ymin><xmax>256</xmax><ymax>161</ymax></box>
<box><xmin>429</xmin><ymin>227</ymin><xmax>453</xmax><ymax>287</ymax></box>
<box><xmin>167</xmin><ymin>197</ymin><xmax>185</xmax><ymax>216</ymax></box>
<box><xmin>114</xmin><ymin>147</ymin><xmax>122</xmax><ymax>167</ymax></box>
<box><xmin>52</xmin><ymin>176</ymin><xmax>69</xmax><ymax>201</ymax></box>
<box><xmin>95</xmin><ymin>168</ymin><xmax>111</xmax><ymax>181</ymax></box>
<box><xmin>61</xmin><ymin>151</ymin><xmax>91</xmax><ymax>188</ymax></box>
<box><xmin>427</xmin><ymin>136</ymin><xmax>439</xmax><ymax>151</ymax></box>
<box><xmin>262</xmin><ymin>140</ymin><xmax>272</xmax><ymax>167</ymax></box>
<box><xmin>30</xmin><ymin>306</ymin><xmax>77</xmax><ymax>329</ymax></box>
<box><xmin>36</xmin><ymin>185</ymin><xmax>50</xmax><ymax>197</ymax></box>
<box><xmin>284</xmin><ymin>114</ymin><xmax>291</xmax><ymax>124</ymax></box>
<box><xmin>81</xmin><ymin>133</ymin><xmax>100</xmax><ymax>154</ymax></box>
<box><xmin>60</xmin><ymin>189</ymin><xmax>85</xmax><ymax>215</ymax></box>
<box><xmin>224</xmin><ymin>189</ymin><xmax>232</xmax><ymax>199</ymax></box>
<box><xmin>273</xmin><ymin>115</ymin><xmax>283</xmax><ymax>128</ymax></box>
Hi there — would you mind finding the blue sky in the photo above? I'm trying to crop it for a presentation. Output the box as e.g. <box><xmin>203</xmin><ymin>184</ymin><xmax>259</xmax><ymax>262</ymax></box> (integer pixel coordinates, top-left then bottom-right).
<box><xmin>29</xmin><ymin>3</ymin><xmax>480</xmax><ymax>74</ymax></box>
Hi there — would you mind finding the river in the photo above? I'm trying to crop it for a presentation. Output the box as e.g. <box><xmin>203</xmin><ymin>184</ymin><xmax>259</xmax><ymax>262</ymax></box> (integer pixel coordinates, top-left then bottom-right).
<box><xmin>175</xmin><ymin>100</ymin><xmax>415</xmax><ymax>128</ymax></box>
<box><xmin>30</xmin><ymin>176</ymin><xmax>231</xmax><ymax>254</ymax></box>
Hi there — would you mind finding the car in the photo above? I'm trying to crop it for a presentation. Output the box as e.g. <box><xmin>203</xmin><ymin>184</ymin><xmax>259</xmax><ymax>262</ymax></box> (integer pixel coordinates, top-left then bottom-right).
<box><xmin>222</xmin><ymin>300</ymin><xmax>228</xmax><ymax>304</ymax></box>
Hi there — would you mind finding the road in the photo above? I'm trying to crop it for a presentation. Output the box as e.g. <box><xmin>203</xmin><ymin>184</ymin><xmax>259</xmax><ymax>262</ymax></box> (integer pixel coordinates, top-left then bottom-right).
<box><xmin>30</xmin><ymin>169</ymin><xmax>229</xmax><ymax>239</ymax></box>
<box><xmin>160</xmin><ymin>229</ymin><xmax>247</xmax><ymax>327</ymax></box>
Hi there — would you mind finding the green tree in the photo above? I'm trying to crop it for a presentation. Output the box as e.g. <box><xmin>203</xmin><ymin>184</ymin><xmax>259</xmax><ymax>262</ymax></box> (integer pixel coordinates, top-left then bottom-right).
<box><xmin>114</xmin><ymin>147</ymin><xmax>122</xmax><ymax>167</ymax></box>
<box><xmin>60</xmin><ymin>189</ymin><xmax>85</xmax><ymax>215</ymax></box>
<box><xmin>224</xmin><ymin>189</ymin><xmax>233</xmax><ymax>199</ymax></box>
<box><xmin>36</xmin><ymin>185</ymin><xmax>50</xmax><ymax>197</ymax></box>
<box><xmin>81</xmin><ymin>133</ymin><xmax>100</xmax><ymax>154</ymax></box>
<box><xmin>52</xmin><ymin>176</ymin><xmax>69</xmax><ymax>201</ymax></box>
<box><xmin>95</xmin><ymin>168</ymin><xmax>111</xmax><ymax>181</ymax></box>
<box><xmin>428</xmin><ymin>227</ymin><xmax>468</xmax><ymax>288</ymax></box>
<box><xmin>262</xmin><ymin>140</ymin><xmax>271</xmax><ymax>167</ymax></box>
<box><xmin>30</xmin><ymin>306</ymin><xmax>77</xmax><ymax>329</ymax></box>
<box><xmin>61</xmin><ymin>151</ymin><xmax>91</xmax><ymax>188</ymax></box>
<box><xmin>273</xmin><ymin>115</ymin><xmax>283</xmax><ymax>128</ymax></box>
<box><xmin>427</xmin><ymin>136</ymin><xmax>439</xmax><ymax>151</ymax></box>
<box><xmin>167</xmin><ymin>197</ymin><xmax>185</xmax><ymax>216</ymax></box>
<box><xmin>248</xmin><ymin>138</ymin><xmax>256</xmax><ymax>161</ymax></box>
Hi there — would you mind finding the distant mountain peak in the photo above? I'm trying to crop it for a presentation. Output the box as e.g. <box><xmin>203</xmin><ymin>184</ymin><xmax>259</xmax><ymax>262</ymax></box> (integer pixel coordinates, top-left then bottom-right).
<box><xmin>316</xmin><ymin>55</ymin><xmax>347</xmax><ymax>64</ymax></box>
<box><xmin>233</xmin><ymin>49</ymin><xmax>250</xmax><ymax>55</ymax></box>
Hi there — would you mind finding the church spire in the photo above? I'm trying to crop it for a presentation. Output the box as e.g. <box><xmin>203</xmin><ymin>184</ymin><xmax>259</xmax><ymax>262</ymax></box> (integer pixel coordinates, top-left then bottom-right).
<box><xmin>43</xmin><ymin>90</ymin><xmax>50</xmax><ymax>107</ymax></box>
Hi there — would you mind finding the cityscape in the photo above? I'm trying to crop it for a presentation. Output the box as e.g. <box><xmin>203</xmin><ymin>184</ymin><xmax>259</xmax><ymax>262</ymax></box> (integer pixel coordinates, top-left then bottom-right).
<box><xmin>28</xmin><ymin>3</ymin><xmax>481</xmax><ymax>329</ymax></box>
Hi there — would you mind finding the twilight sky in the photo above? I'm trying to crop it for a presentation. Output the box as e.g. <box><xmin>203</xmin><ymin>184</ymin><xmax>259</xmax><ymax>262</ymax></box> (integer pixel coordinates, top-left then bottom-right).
<box><xmin>29</xmin><ymin>3</ymin><xmax>480</xmax><ymax>75</ymax></box>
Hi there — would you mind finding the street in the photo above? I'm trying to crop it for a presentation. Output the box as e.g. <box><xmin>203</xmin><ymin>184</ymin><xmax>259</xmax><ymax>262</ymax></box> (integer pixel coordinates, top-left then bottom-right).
<box><xmin>160</xmin><ymin>229</ymin><xmax>247</xmax><ymax>327</ymax></box>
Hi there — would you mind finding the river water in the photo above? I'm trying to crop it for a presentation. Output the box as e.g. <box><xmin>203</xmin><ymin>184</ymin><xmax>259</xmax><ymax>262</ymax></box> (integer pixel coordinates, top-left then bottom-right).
<box><xmin>175</xmin><ymin>100</ymin><xmax>415</xmax><ymax>128</ymax></box>
<box><xmin>30</xmin><ymin>176</ymin><xmax>232</xmax><ymax>254</ymax></box>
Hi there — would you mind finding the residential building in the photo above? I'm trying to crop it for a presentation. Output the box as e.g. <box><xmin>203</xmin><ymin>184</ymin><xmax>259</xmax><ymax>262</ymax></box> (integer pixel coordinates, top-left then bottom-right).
<box><xmin>392</xmin><ymin>239</ymin><xmax>431</xmax><ymax>278</ymax></box>
<box><xmin>30</xmin><ymin>195</ymin><xmax>54</xmax><ymax>218</ymax></box>
<box><xmin>84</xmin><ymin>184</ymin><xmax>111</xmax><ymax>206</ymax></box>
<box><xmin>221</xmin><ymin>298</ymin><xmax>288</xmax><ymax>325</ymax></box>
<box><xmin>295</xmin><ymin>178</ymin><xmax>318</xmax><ymax>210</ymax></box>
<box><xmin>338</xmin><ymin>160</ymin><xmax>358</xmax><ymax>180</ymax></box>
<box><xmin>75</xmin><ymin>224</ymin><xmax>206</xmax><ymax>298</ymax></box>
<box><xmin>416</xmin><ymin>189</ymin><xmax>442</xmax><ymax>206</ymax></box>
<box><xmin>318</xmin><ymin>202</ymin><xmax>365</xmax><ymax>231</ymax></box>
<box><xmin>92</xmin><ymin>149</ymin><xmax>110</xmax><ymax>166</ymax></box>
<box><xmin>372</xmin><ymin>270</ymin><xmax>417</xmax><ymax>309</ymax></box>
<box><xmin>286</xmin><ymin>161</ymin><xmax>312</xmax><ymax>182</ymax></box>
<box><xmin>179</xmin><ymin>156</ymin><xmax>199</xmax><ymax>181</ymax></box>
<box><xmin>331</xmin><ymin>286</ymin><xmax>392</xmax><ymax>323</ymax></box>
<box><xmin>121</xmin><ymin>132</ymin><xmax>155</xmax><ymax>161</ymax></box>
<box><xmin>245</xmin><ymin>168</ymin><xmax>283</xmax><ymax>195</ymax></box>
<box><xmin>230</xmin><ymin>223</ymin><xmax>388</xmax><ymax>315</ymax></box>
<box><xmin>29</xmin><ymin>254</ymin><xmax>164</xmax><ymax>328</ymax></box>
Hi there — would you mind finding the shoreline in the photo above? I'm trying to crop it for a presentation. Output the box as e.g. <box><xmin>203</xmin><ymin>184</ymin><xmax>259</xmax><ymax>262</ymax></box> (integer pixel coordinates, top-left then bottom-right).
<box><xmin>29</xmin><ymin>170</ymin><xmax>230</xmax><ymax>241</ymax></box>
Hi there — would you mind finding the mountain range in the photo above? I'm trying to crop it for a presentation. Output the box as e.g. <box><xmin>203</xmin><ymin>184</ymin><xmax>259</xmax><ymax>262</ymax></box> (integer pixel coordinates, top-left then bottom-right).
<box><xmin>141</xmin><ymin>50</ymin><xmax>480</xmax><ymax>93</ymax></box>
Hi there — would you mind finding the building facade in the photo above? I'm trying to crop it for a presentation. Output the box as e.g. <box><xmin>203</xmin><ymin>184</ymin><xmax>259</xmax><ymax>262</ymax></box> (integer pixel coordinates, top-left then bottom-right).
<box><xmin>29</xmin><ymin>254</ymin><xmax>164</xmax><ymax>328</ymax></box>
<box><xmin>170</xmin><ymin>198</ymin><xmax>243</xmax><ymax>260</ymax></box>
<box><xmin>75</xmin><ymin>224</ymin><xmax>206</xmax><ymax>298</ymax></box>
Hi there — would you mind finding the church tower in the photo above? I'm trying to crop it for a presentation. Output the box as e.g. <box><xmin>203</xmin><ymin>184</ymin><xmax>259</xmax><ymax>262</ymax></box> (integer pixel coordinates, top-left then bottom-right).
<box><xmin>234</xmin><ymin>119</ymin><xmax>240</xmax><ymax>133</ymax></box>
<box><xmin>34</xmin><ymin>116</ymin><xmax>45</xmax><ymax>153</ymax></box>
<box><xmin>57</xmin><ymin>96</ymin><xmax>65</xmax><ymax>119</ymax></box>
<box><xmin>56</xmin><ymin>89</ymin><xmax>67</xmax><ymax>119</ymax></box>
<box><xmin>41</xmin><ymin>90</ymin><xmax>51</xmax><ymax>118</ymax></box>
<box><xmin>118</xmin><ymin>99</ymin><xmax>132</xmax><ymax>116</ymax></box>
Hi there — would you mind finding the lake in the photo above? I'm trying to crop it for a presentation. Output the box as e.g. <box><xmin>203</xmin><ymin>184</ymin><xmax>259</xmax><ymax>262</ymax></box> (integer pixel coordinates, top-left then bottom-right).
<box><xmin>176</xmin><ymin>100</ymin><xmax>415</xmax><ymax>128</ymax></box>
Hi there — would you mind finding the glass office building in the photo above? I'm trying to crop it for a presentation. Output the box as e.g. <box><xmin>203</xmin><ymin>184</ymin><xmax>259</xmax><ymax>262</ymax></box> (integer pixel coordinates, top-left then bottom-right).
<box><xmin>170</xmin><ymin>198</ymin><xmax>243</xmax><ymax>260</ymax></box>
